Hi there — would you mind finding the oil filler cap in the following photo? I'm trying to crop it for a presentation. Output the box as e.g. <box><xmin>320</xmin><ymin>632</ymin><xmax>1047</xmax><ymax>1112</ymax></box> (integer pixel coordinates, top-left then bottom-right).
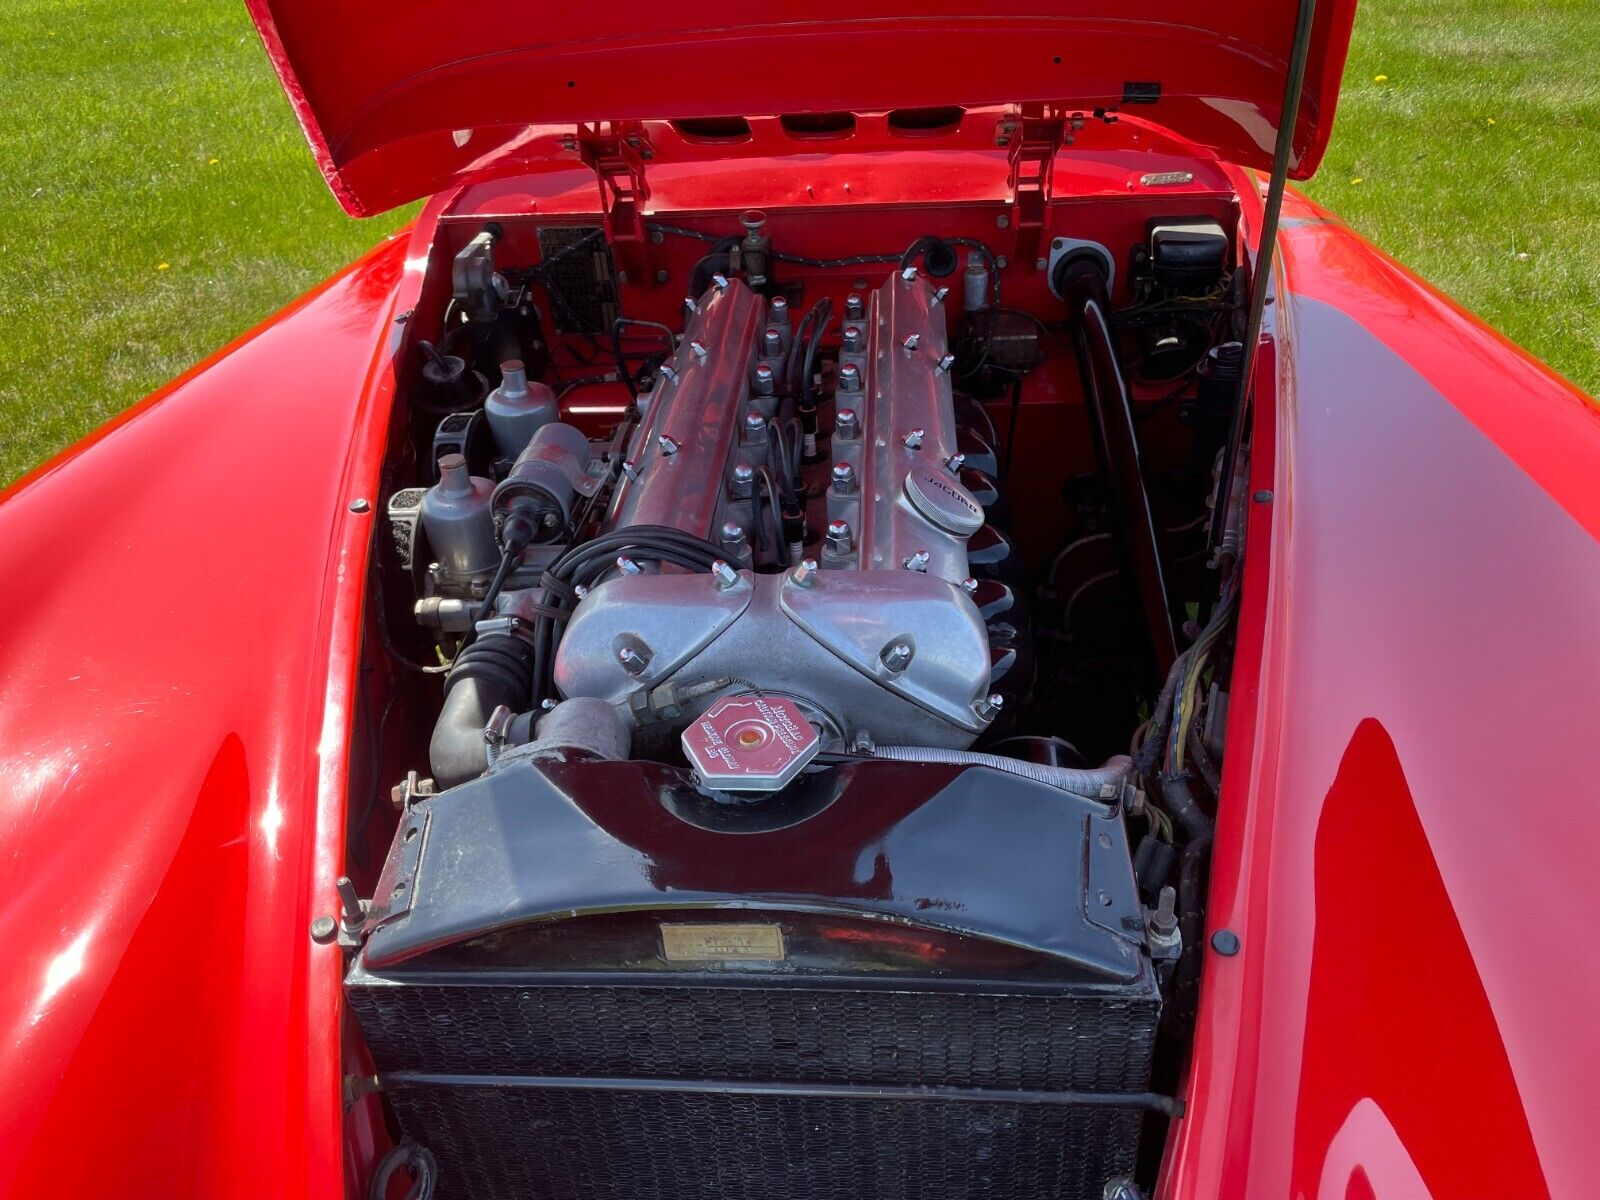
<box><xmin>903</xmin><ymin>464</ymin><xmax>984</xmax><ymax>537</ymax></box>
<box><xmin>681</xmin><ymin>694</ymin><xmax>821</xmax><ymax>792</ymax></box>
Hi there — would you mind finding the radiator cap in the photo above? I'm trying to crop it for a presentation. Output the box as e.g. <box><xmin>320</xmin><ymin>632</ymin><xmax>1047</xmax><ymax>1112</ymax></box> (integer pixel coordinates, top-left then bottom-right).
<box><xmin>682</xmin><ymin>694</ymin><xmax>820</xmax><ymax>792</ymax></box>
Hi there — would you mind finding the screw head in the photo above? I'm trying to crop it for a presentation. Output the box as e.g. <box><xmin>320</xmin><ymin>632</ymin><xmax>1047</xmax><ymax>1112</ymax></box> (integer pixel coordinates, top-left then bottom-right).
<box><xmin>1253</xmin><ymin>489</ymin><xmax>1273</xmax><ymax>503</ymax></box>
<box><xmin>349</xmin><ymin>498</ymin><xmax>370</xmax><ymax>513</ymax></box>
<box><xmin>310</xmin><ymin>916</ymin><xmax>337</xmax><ymax>944</ymax></box>
<box><xmin>961</xmin><ymin>577</ymin><xmax>980</xmax><ymax>595</ymax></box>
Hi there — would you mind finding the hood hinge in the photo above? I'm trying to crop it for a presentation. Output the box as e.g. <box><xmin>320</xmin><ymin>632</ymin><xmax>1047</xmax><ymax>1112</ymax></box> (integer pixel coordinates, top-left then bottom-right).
<box><xmin>997</xmin><ymin>104</ymin><xmax>1089</xmax><ymax>268</ymax></box>
<box><xmin>572</xmin><ymin>121</ymin><xmax>655</xmax><ymax>287</ymax></box>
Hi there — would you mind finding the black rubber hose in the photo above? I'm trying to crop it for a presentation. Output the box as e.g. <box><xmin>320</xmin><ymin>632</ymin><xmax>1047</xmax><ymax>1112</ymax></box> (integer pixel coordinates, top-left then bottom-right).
<box><xmin>429</xmin><ymin>633</ymin><xmax>533</xmax><ymax>788</ymax></box>
<box><xmin>1159</xmin><ymin>769</ymin><xmax>1214</xmax><ymax>842</ymax></box>
<box><xmin>1170</xmin><ymin>831</ymin><xmax>1213</xmax><ymax>1030</ymax></box>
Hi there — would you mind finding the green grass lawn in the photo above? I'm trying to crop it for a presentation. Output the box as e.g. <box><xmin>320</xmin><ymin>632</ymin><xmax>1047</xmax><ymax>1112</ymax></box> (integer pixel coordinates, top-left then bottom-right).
<box><xmin>2</xmin><ymin>0</ymin><xmax>1596</xmax><ymax>486</ymax></box>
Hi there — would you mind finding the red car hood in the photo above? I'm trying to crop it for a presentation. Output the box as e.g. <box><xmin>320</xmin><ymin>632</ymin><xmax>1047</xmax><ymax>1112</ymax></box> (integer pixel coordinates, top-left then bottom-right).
<box><xmin>246</xmin><ymin>0</ymin><xmax>1357</xmax><ymax>217</ymax></box>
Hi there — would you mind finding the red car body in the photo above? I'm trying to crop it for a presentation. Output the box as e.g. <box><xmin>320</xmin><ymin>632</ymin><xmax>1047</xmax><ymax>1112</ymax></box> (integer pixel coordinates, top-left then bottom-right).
<box><xmin>3</xmin><ymin>2</ymin><xmax>1598</xmax><ymax>1197</ymax></box>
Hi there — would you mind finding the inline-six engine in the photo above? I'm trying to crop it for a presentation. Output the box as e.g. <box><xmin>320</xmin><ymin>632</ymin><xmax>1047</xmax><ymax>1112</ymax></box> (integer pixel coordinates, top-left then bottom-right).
<box><xmin>550</xmin><ymin>269</ymin><xmax>1027</xmax><ymax>754</ymax></box>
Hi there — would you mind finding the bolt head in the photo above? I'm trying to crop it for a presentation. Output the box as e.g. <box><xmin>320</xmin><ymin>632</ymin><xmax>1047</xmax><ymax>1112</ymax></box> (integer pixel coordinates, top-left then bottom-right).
<box><xmin>903</xmin><ymin>550</ymin><xmax>931</xmax><ymax>572</ymax></box>
<box><xmin>733</xmin><ymin>463</ymin><xmax>755</xmax><ymax>482</ymax></box>
<box><xmin>902</xmin><ymin>428</ymin><xmax>925</xmax><ymax>450</ymax></box>
<box><xmin>961</xmin><ymin>577</ymin><xmax>980</xmax><ymax>595</ymax></box>
<box><xmin>837</xmin><ymin>362</ymin><xmax>862</xmax><ymax>391</ymax></box>
<box><xmin>657</xmin><ymin>435</ymin><xmax>679</xmax><ymax>456</ymax></box>
<box><xmin>790</xmin><ymin>558</ymin><xmax>820</xmax><ymax>588</ymax></box>
<box><xmin>836</xmin><ymin>407</ymin><xmax>859</xmax><ymax>436</ymax></box>
<box><xmin>310</xmin><ymin>916</ymin><xmax>337</xmax><ymax>944</ymax></box>
<box><xmin>349</xmin><ymin>498</ymin><xmax>370</xmax><ymax>513</ymax></box>
<box><xmin>721</xmin><ymin>520</ymin><xmax>745</xmax><ymax>542</ymax></box>
<box><xmin>901</xmin><ymin>333</ymin><xmax>921</xmax><ymax>352</ymax></box>
<box><xmin>900</xmin><ymin>266</ymin><xmax>919</xmax><ymax>282</ymax></box>
<box><xmin>880</xmin><ymin>639</ymin><xmax>914</xmax><ymax>673</ymax></box>
<box><xmin>712</xmin><ymin>560</ymin><xmax>739</xmax><ymax>589</ymax></box>
<box><xmin>711</xmin><ymin>273</ymin><xmax>729</xmax><ymax>290</ymax></box>
<box><xmin>830</xmin><ymin>462</ymin><xmax>857</xmax><ymax>493</ymax></box>
<box><xmin>936</xmin><ymin>354</ymin><xmax>956</xmax><ymax>374</ymax></box>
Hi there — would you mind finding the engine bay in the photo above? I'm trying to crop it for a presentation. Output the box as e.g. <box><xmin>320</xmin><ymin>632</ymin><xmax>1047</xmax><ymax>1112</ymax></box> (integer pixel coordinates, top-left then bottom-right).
<box><xmin>348</xmin><ymin>182</ymin><xmax>1250</xmax><ymax>1200</ymax></box>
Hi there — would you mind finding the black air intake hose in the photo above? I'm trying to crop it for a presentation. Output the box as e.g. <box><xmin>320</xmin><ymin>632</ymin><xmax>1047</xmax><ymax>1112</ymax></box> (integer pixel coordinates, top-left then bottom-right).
<box><xmin>429</xmin><ymin>633</ymin><xmax>533</xmax><ymax>789</ymax></box>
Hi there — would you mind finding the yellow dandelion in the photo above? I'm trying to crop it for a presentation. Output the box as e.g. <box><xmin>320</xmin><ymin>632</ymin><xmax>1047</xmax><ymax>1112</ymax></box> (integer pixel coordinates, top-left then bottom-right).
<box><xmin>1350</xmin><ymin>177</ymin><xmax>1364</xmax><ymax>186</ymax></box>
<box><xmin>1374</xmin><ymin>74</ymin><xmax>1388</xmax><ymax>83</ymax></box>
<box><xmin>207</xmin><ymin>157</ymin><xmax>219</xmax><ymax>165</ymax></box>
<box><xmin>157</xmin><ymin>262</ymin><xmax>170</xmax><ymax>271</ymax></box>
<box><xmin>1486</xmin><ymin>117</ymin><xmax>1497</xmax><ymax>126</ymax></box>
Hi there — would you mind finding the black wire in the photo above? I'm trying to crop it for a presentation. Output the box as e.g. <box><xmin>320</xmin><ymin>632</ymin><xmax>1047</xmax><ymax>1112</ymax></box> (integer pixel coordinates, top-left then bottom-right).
<box><xmin>753</xmin><ymin>466</ymin><xmax>786</xmax><ymax>564</ymax></box>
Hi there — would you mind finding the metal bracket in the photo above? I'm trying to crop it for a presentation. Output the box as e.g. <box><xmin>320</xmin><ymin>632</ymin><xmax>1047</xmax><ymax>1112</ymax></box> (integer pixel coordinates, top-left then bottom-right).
<box><xmin>572</xmin><ymin>121</ymin><xmax>654</xmax><ymax>286</ymax></box>
<box><xmin>996</xmin><ymin>105</ymin><xmax>1084</xmax><ymax>267</ymax></box>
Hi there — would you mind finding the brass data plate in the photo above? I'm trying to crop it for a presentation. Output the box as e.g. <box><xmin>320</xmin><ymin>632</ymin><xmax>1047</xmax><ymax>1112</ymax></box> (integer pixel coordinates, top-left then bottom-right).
<box><xmin>661</xmin><ymin>923</ymin><xmax>785</xmax><ymax>962</ymax></box>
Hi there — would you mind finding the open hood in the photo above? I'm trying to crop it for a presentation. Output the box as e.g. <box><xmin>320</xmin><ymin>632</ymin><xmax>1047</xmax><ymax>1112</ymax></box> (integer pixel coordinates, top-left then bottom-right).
<box><xmin>246</xmin><ymin>1</ymin><xmax>1357</xmax><ymax>217</ymax></box>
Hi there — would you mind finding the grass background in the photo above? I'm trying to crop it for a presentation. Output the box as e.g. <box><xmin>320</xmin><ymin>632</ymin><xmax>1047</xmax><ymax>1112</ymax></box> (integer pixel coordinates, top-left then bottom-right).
<box><xmin>2</xmin><ymin>0</ymin><xmax>1597</xmax><ymax>485</ymax></box>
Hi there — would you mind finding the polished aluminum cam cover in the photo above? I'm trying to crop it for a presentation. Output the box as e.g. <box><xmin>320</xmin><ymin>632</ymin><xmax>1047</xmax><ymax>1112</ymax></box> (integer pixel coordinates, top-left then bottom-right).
<box><xmin>681</xmin><ymin>694</ymin><xmax>821</xmax><ymax>791</ymax></box>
